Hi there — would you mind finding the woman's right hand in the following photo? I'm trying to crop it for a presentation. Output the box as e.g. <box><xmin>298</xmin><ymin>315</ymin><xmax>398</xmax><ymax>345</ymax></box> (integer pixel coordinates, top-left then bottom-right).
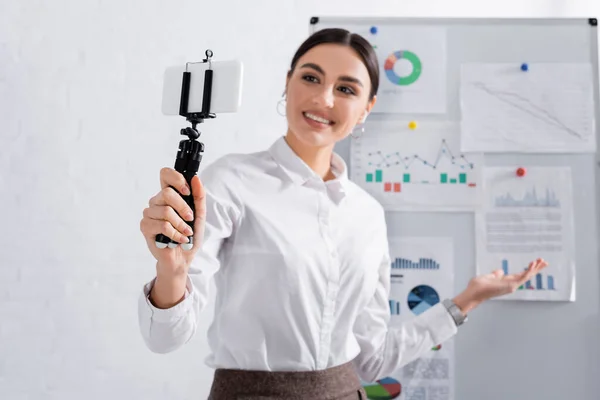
<box><xmin>140</xmin><ymin>167</ymin><xmax>206</xmax><ymax>278</ymax></box>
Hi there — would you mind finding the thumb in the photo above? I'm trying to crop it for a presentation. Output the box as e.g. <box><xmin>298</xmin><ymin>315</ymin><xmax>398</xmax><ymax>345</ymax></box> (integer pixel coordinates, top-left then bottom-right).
<box><xmin>492</xmin><ymin>269</ymin><xmax>504</xmax><ymax>278</ymax></box>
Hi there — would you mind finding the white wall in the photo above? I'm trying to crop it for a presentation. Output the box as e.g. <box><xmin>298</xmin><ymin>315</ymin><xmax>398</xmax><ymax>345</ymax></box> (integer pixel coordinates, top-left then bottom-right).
<box><xmin>1</xmin><ymin>1</ymin><xmax>598</xmax><ymax>399</ymax></box>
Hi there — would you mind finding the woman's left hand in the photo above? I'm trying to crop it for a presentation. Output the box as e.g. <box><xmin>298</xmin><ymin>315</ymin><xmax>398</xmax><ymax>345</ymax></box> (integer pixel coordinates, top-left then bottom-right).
<box><xmin>453</xmin><ymin>258</ymin><xmax>549</xmax><ymax>314</ymax></box>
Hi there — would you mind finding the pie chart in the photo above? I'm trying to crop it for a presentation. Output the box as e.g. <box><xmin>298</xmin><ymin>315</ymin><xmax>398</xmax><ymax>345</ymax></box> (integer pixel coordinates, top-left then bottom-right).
<box><xmin>363</xmin><ymin>377</ymin><xmax>402</xmax><ymax>400</ymax></box>
<box><xmin>408</xmin><ymin>285</ymin><xmax>440</xmax><ymax>315</ymax></box>
<box><xmin>383</xmin><ymin>50</ymin><xmax>422</xmax><ymax>86</ymax></box>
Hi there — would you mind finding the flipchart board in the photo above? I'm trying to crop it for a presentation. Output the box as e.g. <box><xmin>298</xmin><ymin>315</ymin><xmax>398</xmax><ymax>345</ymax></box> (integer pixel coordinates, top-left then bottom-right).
<box><xmin>310</xmin><ymin>17</ymin><xmax>600</xmax><ymax>400</ymax></box>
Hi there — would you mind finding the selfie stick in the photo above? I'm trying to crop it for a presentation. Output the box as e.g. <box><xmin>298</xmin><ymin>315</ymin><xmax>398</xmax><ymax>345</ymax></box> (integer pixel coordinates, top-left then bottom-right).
<box><xmin>155</xmin><ymin>49</ymin><xmax>216</xmax><ymax>250</ymax></box>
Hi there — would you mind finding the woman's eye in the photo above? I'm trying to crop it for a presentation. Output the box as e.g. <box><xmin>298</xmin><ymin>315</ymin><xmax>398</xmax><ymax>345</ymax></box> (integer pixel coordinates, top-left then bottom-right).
<box><xmin>339</xmin><ymin>86</ymin><xmax>356</xmax><ymax>95</ymax></box>
<box><xmin>302</xmin><ymin>75</ymin><xmax>318</xmax><ymax>83</ymax></box>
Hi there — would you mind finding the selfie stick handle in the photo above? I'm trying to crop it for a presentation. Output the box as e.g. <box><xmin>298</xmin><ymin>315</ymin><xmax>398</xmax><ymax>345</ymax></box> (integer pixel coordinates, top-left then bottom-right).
<box><xmin>155</xmin><ymin>50</ymin><xmax>216</xmax><ymax>250</ymax></box>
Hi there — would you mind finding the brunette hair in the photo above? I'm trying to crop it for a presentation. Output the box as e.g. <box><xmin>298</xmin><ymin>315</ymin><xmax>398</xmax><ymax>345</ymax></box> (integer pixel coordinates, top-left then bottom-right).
<box><xmin>287</xmin><ymin>28</ymin><xmax>380</xmax><ymax>101</ymax></box>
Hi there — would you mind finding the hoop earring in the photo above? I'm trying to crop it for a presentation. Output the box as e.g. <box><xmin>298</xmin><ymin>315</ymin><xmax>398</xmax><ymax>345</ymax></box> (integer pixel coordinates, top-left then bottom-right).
<box><xmin>277</xmin><ymin>96</ymin><xmax>286</xmax><ymax>117</ymax></box>
<box><xmin>350</xmin><ymin>123</ymin><xmax>365</xmax><ymax>139</ymax></box>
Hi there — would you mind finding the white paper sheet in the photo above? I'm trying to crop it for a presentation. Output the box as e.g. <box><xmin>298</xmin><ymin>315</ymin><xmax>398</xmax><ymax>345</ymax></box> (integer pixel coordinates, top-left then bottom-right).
<box><xmin>475</xmin><ymin>166</ymin><xmax>576</xmax><ymax>301</ymax></box>
<box><xmin>361</xmin><ymin>237</ymin><xmax>455</xmax><ymax>400</ymax></box>
<box><xmin>362</xmin><ymin>25</ymin><xmax>447</xmax><ymax>114</ymax></box>
<box><xmin>350</xmin><ymin>121</ymin><xmax>483</xmax><ymax>212</ymax></box>
<box><xmin>460</xmin><ymin>63</ymin><xmax>596</xmax><ymax>153</ymax></box>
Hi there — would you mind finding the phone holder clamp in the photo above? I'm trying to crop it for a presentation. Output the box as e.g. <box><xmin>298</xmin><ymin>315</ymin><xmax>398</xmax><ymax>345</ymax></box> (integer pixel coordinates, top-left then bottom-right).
<box><xmin>154</xmin><ymin>49</ymin><xmax>216</xmax><ymax>250</ymax></box>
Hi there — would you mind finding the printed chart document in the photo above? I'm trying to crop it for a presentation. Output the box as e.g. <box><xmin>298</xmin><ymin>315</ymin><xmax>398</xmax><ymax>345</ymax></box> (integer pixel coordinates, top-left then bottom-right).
<box><xmin>350</xmin><ymin>121</ymin><xmax>483</xmax><ymax>212</ymax></box>
<box><xmin>361</xmin><ymin>237</ymin><xmax>455</xmax><ymax>400</ymax></box>
<box><xmin>460</xmin><ymin>63</ymin><xmax>596</xmax><ymax>153</ymax></box>
<box><xmin>338</xmin><ymin>24</ymin><xmax>447</xmax><ymax>114</ymax></box>
<box><xmin>475</xmin><ymin>167</ymin><xmax>576</xmax><ymax>301</ymax></box>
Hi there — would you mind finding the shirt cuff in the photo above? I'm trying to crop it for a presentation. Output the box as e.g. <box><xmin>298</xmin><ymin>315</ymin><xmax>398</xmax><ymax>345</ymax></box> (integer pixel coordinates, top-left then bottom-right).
<box><xmin>140</xmin><ymin>276</ymin><xmax>195</xmax><ymax>323</ymax></box>
<box><xmin>420</xmin><ymin>302</ymin><xmax>459</xmax><ymax>344</ymax></box>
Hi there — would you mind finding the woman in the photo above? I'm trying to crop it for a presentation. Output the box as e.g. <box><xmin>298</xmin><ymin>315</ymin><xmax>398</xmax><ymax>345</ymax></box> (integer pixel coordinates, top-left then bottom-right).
<box><xmin>138</xmin><ymin>28</ymin><xmax>548</xmax><ymax>399</ymax></box>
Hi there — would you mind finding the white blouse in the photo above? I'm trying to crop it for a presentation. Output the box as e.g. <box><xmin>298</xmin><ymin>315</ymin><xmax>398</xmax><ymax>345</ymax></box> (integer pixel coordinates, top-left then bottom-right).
<box><xmin>138</xmin><ymin>136</ymin><xmax>458</xmax><ymax>382</ymax></box>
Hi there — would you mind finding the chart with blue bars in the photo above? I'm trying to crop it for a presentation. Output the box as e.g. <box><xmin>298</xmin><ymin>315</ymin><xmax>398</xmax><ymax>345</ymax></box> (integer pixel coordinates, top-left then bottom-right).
<box><xmin>391</xmin><ymin>257</ymin><xmax>440</xmax><ymax>270</ymax></box>
<box><xmin>389</xmin><ymin>299</ymin><xmax>401</xmax><ymax>315</ymax></box>
<box><xmin>502</xmin><ymin>259</ymin><xmax>556</xmax><ymax>290</ymax></box>
<box><xmin>494</xmin><ymin>187</ymin><xmax>560</xmax><ymax>208</ymax></box>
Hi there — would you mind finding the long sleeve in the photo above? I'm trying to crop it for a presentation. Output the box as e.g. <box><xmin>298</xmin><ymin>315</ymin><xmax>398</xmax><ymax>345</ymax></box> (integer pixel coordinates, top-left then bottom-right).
<box><xmin>351</xmin><ymin>246</ymin><xmax>459</xmax><ymax>383</ymax></box>
<box><xmin>137</xmin><ymin>157</ymin><xmax>242</xmax><ymax>353</ymax></box>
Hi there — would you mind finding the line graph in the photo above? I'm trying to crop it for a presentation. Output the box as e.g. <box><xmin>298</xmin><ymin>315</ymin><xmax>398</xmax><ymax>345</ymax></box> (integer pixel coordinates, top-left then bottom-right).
<box><xmin>367</xmin><ymin>139</ymin><xmax>474</xmax><ymax>170</ymax></box>
<box><xmin>471</xmin><ymin>81</ymin><xmax>585</xmax><ymax>139</ymax></box>
<box><xmin>351</xmin><ymin>125</ymin><xmax>482</xmax><ymax>211</ymax></box>
<box><xmin>365</xmin><ymin>139</ymin><xmax>477</xmax><ymax>188</ymax></box>
<box><xmin>460</xmin><ymin>63</ymin><xmax>596</xmax><ymax>153</ymax></box>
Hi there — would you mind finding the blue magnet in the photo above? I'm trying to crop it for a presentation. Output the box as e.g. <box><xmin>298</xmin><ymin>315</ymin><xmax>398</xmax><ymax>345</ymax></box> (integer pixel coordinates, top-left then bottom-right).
<box><xmin>520</xmin><ymin>63</ymin><xmax>529</xmax><ymax>71</ymax></box>
<box><xmin>370</xmin><ymin>26</ymin><xmax>378</xmax><ymax>34</ymax></box>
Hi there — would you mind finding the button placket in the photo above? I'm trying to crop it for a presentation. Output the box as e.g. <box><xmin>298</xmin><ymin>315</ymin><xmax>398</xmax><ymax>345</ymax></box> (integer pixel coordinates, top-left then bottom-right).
<box><xmin>316</xmin><ymin>192</ymin><xmax>342</xmax><ymax>369</ymax></box>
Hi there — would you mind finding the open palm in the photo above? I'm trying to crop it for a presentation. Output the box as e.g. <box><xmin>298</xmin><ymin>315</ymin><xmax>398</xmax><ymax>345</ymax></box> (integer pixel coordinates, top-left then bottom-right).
<box><xmin>468</xmin><ymin>258</ymin><xmax>549</xmax><ymax>302</ymax></box>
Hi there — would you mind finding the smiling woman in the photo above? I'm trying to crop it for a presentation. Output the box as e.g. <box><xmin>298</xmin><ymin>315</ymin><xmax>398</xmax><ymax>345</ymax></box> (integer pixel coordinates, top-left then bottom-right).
<box><xmin>283</xmin><ymin>30</ymin><xmax>380</xmax><ymax>180</ymax></box>
<box><xmin>138</xmin><ymin>27</ymin><xmax>548</xmax><ymax>400</ymax></box>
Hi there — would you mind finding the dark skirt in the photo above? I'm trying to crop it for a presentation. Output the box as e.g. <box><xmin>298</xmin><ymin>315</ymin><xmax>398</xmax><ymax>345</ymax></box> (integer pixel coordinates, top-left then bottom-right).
<box><xmin>207</xmin><ymin>361</ymin><xmax>367</xmax><ymax>400</ymax></box>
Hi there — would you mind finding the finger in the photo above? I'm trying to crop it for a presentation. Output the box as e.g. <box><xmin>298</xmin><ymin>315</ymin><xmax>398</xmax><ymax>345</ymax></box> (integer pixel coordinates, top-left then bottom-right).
<box><xmin>190</xmin><ymin>175</ymin><xmax>206</xmax><ymax>250</ymax></box>
<box><xmin>525</xmin><ymin>260</ymin><xmax>548</xmax><ymax>280</ymax></box>
<box><xmin>160</xmin><ymin>167</ymin><xmax>191</xmax><ymax>194</ymax></box>
<box><xmin>141</xmin><ymin>212</ymin><xmax>191</xmax><ymax>244</ymax></box>
<box><xmin>503</xmin><ymin>262</ymin><xmax>534</xmax><ymax>283</ymax></box>
<box><xmin>143</xmin><ymin>205</ymin><xmax>193</xmax><ymax>239</ymax></box>
<box><xmin>149</xmin><ymin>187</ymin><xmax>195</xmax><ymax>222</ymax></box>
<box><xmin>514</xmin><ymin>260</ymin><xmax>541</xmax><ymax>285</ymax></box>
<box><xmin>535</xmin><ymin>258</ymin><xmax>549</xmax><ymax>271</ymax></box>
<box><xmin>517</xmin><ymin>261</ymin><xmax>534</xmax><ymax>277</ymax></box>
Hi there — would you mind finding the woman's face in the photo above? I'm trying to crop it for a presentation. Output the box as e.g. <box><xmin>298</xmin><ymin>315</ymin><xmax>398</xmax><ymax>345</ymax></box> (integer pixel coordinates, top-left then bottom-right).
<box><xmin>285</xmin><ymin>43</ymin><xmax>376</xmax><ymax>148</ymax></box>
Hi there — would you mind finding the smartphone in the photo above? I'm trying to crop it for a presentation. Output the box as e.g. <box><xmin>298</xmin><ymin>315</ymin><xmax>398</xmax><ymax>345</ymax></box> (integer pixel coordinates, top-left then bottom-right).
<box><xmin>161</xmin><ymin>59</ymin><xmax>243</xmax><ymax>116</ymax></box>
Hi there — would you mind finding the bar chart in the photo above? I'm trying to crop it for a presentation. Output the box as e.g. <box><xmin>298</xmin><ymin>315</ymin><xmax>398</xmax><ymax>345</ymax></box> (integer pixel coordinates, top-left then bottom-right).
<box><xmin>366</xmin><ymin>169</ymin><xmax>476</xmax><ymax>193</ymax></box>
<box><xmin>391</xmin><ymin>257</ymin><xmax>440</xmax><ymax>270</ymax></box>
<box><xmin>351</xmin><ymin>126</ymin><xmax>482</xmax><ymax>211</ymax></box>
<box><xmin>495</xmin><ymin>187</ymin><xmax>560</xmax><ymax>208</ymax></box>
<box><xmin>389</xmin><ymin>299</ymin><xmax>401</xmax><ymax>315</ymax></box>
<box><xmin>364</xmin><ymin>137</ymin><xmax>477</xmax><ymax>188</ymax></box>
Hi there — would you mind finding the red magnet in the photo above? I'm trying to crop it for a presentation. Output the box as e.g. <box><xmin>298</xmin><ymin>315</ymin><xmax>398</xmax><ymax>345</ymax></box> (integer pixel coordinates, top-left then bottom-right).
<box><xmin>516</xmin><ymin>167</ymin><xmax>526</xmax><ymax>177</ymax></box>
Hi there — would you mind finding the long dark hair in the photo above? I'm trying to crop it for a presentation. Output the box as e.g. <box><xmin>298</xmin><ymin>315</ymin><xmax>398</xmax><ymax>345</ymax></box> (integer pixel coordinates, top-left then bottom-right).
<box><xmin>287</xmin><ymin>28</ymin><xmax>380</xmax><ymax>101</ymax></box>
